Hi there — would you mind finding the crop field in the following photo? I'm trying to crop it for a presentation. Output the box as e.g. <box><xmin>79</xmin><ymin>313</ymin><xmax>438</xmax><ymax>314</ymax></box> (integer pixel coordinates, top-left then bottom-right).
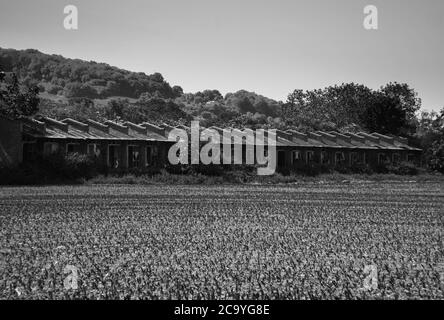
<box><xmin>0</xmin><ymin>182</ymin><xmax>443</xmax><ymax>300</ymax></box>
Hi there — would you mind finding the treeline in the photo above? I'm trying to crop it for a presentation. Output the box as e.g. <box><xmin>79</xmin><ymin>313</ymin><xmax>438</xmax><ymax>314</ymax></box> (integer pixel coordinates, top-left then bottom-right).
<box><xmin>0</xmin><ymin>48</ymin><xmax>284</xmax><ymax>126</ymax></box>
<box><xmin>0</xmin><ymin>48</ymin><xmax>182</xmax><ymax>99</ymax></box>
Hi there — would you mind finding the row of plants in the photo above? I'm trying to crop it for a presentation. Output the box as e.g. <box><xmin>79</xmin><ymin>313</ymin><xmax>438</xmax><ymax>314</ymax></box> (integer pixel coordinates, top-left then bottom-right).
<box><xmin>0</xmin><ymin>153</ymin><xmax>437</xmax><ymax>185</ymax></box>
<box><xmin>1</xmin><ymin>182</ymin><xmax>443</xmax><ymax>299</ymax></box>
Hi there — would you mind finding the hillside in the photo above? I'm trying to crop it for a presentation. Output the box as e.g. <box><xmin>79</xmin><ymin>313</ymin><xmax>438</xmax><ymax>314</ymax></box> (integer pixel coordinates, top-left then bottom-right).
<box><xmin>0</xmin><ymin>47</ymin><xmax>429</xmax><ymax>138</ymax></box>
<box><xmin>0</xmin><ymin>48</ymin><xmax>182</xmax><ymax>100</ymax></box>
<box><xmin>0</xmin><ymin>48</ymin><xmax>283</xmax><ymax>127</ymax></box>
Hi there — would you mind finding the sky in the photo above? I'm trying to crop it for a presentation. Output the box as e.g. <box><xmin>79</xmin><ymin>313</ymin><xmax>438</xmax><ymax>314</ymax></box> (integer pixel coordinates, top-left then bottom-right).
<box><xmin>0</xmin><ymin>0</ymin><xmax>443</xmax><ymax>111</ymax></box>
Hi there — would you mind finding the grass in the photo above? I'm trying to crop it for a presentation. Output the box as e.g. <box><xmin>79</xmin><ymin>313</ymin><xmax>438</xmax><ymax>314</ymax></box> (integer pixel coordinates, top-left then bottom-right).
<box><xmin>86</xmin><ymin>171</ymin><xmax>444</xmax><ymax>186</ymax></box>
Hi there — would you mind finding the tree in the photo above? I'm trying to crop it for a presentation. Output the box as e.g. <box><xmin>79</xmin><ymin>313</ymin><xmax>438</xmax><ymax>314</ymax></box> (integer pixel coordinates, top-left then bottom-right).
<box><xmin>234</xmin><ymin>96</ymin><xmax>255</xmax><ymax>114</ymax></box>
<box><xmin>282</xmin><ymin>87</ymin><xmax>339</xmax><ymax>131</ymax></box>
<box><xmin>0</xmin><ymin>72</ymin><xmax>40</xmax><ymax>119</ymax></box>
<box><xmin>172</xmin><ymin>85</ymin><xmax>183</xmax><ymax>98</ymax></box>
<box><xmin>415</xmin><ymin>108</ymin><xmax>444</xmax><ymax>171</ymax></box>
<box><xmin>283</xmin><ymin>82</ymin><xmax>421</xmax><ymax>136</ymax></box>
<box><xmin>361</xmin><ymin>92</ymin><xmax>407</xmax><ymax>135</ymax></box>
<box><xmin>379</xmin><ymin>82</ymin><xmax>421</xmax><ymax>135</ymax></box>
<box><xmin>427</xmin><ymin>138</ymin><xmax>444</xmax><ymax>173</ymax></box>
<box><xmin>324</xmin><ymin>83</ymin><xmax>373</xmax><ymax>128</ymax></box>
<box><xmin>64</xmin><ymin>82</ymin><xmax>98</xmax><ymax>98</ymax></box>
<box><xmin>380</xmin><ymin>82</ymin><xmax>421</xmax><ymax>119</ymax></box>
<box><xmin>415</xmin><ymin>109</ymin><xmax>444</xmax><ymax>148</ymax></box>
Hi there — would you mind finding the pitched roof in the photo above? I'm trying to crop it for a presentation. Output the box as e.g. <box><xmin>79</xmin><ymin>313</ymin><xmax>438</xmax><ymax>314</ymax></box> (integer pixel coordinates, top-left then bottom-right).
<box><xmin>21</xmin><ymin>117</ymin><xmax>422</xmax><ymax>151</ymax></box>
<box><xmin>23</xmin><ymin>117</ymin><xmax>170</xmax><ymax>142</ymax></box>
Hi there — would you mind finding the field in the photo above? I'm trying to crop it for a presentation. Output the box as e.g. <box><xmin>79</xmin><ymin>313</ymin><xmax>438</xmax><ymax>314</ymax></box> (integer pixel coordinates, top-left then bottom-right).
<box><xmin>0</xmin><ymin>182</ymin><xmax>443</xmax><ymax>300</ymax></box>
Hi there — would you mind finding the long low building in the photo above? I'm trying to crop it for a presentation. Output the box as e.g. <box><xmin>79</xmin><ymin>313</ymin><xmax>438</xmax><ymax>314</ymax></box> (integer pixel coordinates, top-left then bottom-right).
<box><xmin>0</xmin><ymin>116</ymin><xmax>422</xmax><ymax>171</ymax></box>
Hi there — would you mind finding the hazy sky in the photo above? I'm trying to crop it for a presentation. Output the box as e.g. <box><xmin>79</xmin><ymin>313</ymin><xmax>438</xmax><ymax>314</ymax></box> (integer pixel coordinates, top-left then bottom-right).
<box><xmin>0</xmin><ymin>0</ymin><xmax>443</xmax><ymax>111</ymax></box>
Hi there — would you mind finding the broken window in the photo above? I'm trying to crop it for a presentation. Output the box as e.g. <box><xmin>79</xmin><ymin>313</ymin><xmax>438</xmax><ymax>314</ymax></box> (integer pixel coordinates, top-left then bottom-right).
<box><xmin>108</xmin><ymin>145</ymin><xmax>120</xmax><ymax>168</ymax></box>
<box><xmin>306</xmin><ymin>151</ymin><xmax>314</xmax><ymax>164</ymax></box>
<box><xmin>66</xmin><ymin>143</ymin><xmax>81</xmax><ymax>154</ymax></box>
<box><xmin>128</xmin><ymin>145</ymin><xmax>140</xmax><ymax>168</ymax></box>
<box><xmin>87</xmin><ymin>144</ymin><xmax>101</xmax><ymax>157</ymax></box>
<box><xmin>291</xmin><ymin>150</ymin><xmax>301</xmax><ymax>164</ymax></box>
<box><xmin>335</xmin><ymin>152</ymin><xmax>345</xmax><ymax>165</ymax></box>
<box><xmin>43</xmin><ymin>142</ymin><xmax>59</xmax><ymax>156</ymax></box>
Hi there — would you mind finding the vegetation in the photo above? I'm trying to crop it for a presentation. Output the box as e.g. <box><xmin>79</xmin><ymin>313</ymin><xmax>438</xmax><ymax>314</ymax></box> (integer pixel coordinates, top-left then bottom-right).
<box><xmin>1</xmin><ymin>183</ymin><xmax>443</xmax><ymax>299</ymax></box>
<box><xmin>2</xmin><ymin>151</ymin><xmax>441</xmax><ymax>186</ymax></box>
<box><xmin>282</xmin><ymin>82</ymin><xmax>420</xmax><ymax>136</ymax></box>
<box><xmin>0</xmin><ymin>48</ymin><xmax>178</xmax><ymax>99</ymax></box>
<box><xmin>0</xmin><ymin>47</ymin><xmax>443</xmax><ymax>173</ymax></box>
<box><xmin>0</xmin><ymin>152</ymin><xmax>100</xmax><ymax>185</ymax></box>
<box><xmin>0</xmin><ymin>72</ymin><xmax>39</xmax><ymax>119</ymax></box>
<box><xmin>415</xmin><ymin>109</ymin><xmax>444</xmax><ymax>173</ymax></box>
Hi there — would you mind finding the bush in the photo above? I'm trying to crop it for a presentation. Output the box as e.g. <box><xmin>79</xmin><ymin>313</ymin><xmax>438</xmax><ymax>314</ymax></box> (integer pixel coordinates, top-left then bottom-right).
<box><xmin>89</xmin><ymin>79</ymin><xmax>107</xmax><ymax>86</ymax></box>
<box><xmin>386</xmin><ymin>161</ymin><xmax>419</xmax><ymax>175</ymax></box>
<box><xmin>349</xmin><ymin>163</ymin><xmax>373</xmax><ymax>174</ymax></box>
<box><xmin>164</xmin><ymin>164</ymin><xmax>191</xmax><ymax>175</ymax></box>
<box><xmin>64</xmin><ymin>82</ymin><xmax>99</xmax><ymax>98</ymax></box>
<box><xmin>373</xmin><ymin>164</ymin><xmax>389</xmax><ymax>174</ymax></box>
<box><xmin>427</xmin><ymin>138</ymin><xmax>444</xmax><ymax>173</ymax></box>
<box><xmin>332</xmin><ymin>164</ymin><xmax>351</xmax><ymax>174</ymax></box>
<box><xmin>47</xmin><ymin>84</ymin><xmax>64</xmax><ymax>95</ymax></box>
<box><xmin>293</xmin><ymin>164</ymin><xmax>318</xmax><ymax>176</ymax></box>
<box><xmin>166</xmin><ymin>164</ymin><xmax>226</xmax><ymax>177</ymax></box>
<box><xmin>63</xmin><ymin>153</ymin><xmax>98</xmax><ymax>179</ymax></box>
<box><xmin>0</xmin><ymin>165</ymin><xmax>41</xmax><ymax>185</ymax></box>
<box><xmin>37</xmin><ymin>83</ymin><xmax>45</xmax><ymax>92</ymax></box>
<box><xmin>0</xmin><ymin>152</ymin><xmax>99</xmax><ymax>185</ymax></box>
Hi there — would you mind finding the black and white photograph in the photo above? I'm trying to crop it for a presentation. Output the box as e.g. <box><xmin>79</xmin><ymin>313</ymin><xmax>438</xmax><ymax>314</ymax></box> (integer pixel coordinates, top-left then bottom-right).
<box><xmin>0</xmin><ymin>0</ymin><xmax>443</xmax><ymax>310</ymax></box>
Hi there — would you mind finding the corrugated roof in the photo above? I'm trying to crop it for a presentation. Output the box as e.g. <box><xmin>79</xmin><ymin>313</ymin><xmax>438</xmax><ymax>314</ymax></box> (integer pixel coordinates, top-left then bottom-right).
<box><xmin>21</xmin><ymin>117</ymin><xmax>421</xmax><ymax>151</ymax></box>
<box><xmin>23</xmin><ymin>117</ymin><xmax>170</xmax><ymax>142</ymax></box>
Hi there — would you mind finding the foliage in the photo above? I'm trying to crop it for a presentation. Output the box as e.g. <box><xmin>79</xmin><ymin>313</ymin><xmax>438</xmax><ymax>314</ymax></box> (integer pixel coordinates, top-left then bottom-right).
<box><xmin>283</xmin><ymin>82</ymin><xmax>421</xmax><ymax>135</ymax></box>
<box><xmin>427</xmin><ymin>138</ymin><xmax>444</xmax><ymax>173</ymax></box>
<box><xmin>415</xmin><ymin>108</ymin><xmax>444</xmax><ymax>172</ymax></box>
<box><xmin>385</xmin><ymin>161</ymin><xmax>419</xmax><ymax>175</ymax></box>
<box><xmin>2</xmin><ymin>47</ymin><xmax>442</xmax><ymax>171</ymax></box>
<box><xmin>0</xmin><ymin>152</ymin><xmax>98</xmax><ymax>184</ymax></box>
<box><xmin>0</xmin><ymin>72</ymin><xmax>40</xmax><ymax>119</ymax></box>
<box><xmin>0</xmin><ymin>48</ymin><xmax>179</xmax><ymax>99</ymax></box>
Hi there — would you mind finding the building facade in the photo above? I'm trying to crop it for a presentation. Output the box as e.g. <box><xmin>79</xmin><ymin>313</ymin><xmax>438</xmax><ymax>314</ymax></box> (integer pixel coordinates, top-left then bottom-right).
<box><xmin>0</xmin><ymin>116</ymin><xmax>422</xmax><ymax>172</ymax></box>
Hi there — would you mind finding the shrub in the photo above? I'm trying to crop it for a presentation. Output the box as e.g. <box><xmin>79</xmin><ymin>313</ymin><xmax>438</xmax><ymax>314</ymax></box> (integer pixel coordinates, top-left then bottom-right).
<box><xmin>190</xmin><ymin>164</ymin><xmax>225</xmax><ymax>176</ymax></box>
<box><xmin>427</xmin><ymin>138</ymin><xmax>444</xmax><ymax>173</ymax></box>
<box><xmin>386</xmin><ymin>161</ymin><xmax>419</xmax><ymax>175</ymax></box>
<box><xmin>63</xmin><ymin>153</ymin><xmax>98</xmax><ymax>179</ymax></box>
<box><xmin>47</xmin><ymin>84</ymin><xmax>64</xmax><ymax>95</ymax></box>
<box><xmin>224</xmin><ymin>170</ymin><xmax>255</xmax><ymax>183</ymax></box>
<box><xmin>165</xmin><ymin>164</ymin><xmax>191</xmax><ymax>175</ymax></box>
<box><xmin>0</xmin><ymin>152</ymin><xmax>99</xmax><ymax>185</ymax></box>
<box><xmin>37</xmin><ymin>83</ymin><xmax>46</xmax><ymax>92</ymax></box>
<box><xmin>373</xmin><ymin>164</ymin><xmax>389</xmax><ymax>174</ymax></box>
<box><xmin>64</xmin><ymin>82</ymin><xmax>99</xmax><ymax>98</ymax></box>
<box><xmin>349</xmin><ymin>163</ymin><xmax>373</xmax><ymax>174</ymax></box>
<box><xmin>0</xmin><ymin>165</ymin><xmax>40</xmax><ymax>185</ymax></box>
